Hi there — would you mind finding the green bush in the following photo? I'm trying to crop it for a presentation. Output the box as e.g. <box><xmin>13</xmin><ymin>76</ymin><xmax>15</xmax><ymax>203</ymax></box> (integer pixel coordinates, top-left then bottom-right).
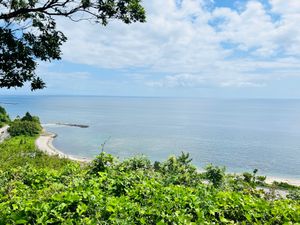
<box><xmin>89</xmin><ymin>151</ymin><xmax>115</xmax><ymax>174</ymax></box>
<box><xmin>8</xmin><ymin>120</ymin><xmax>42</xmax><ymax>137</ymax></box>
<box><xmin>256</xmin><ymin>175</ymin><xmax>267</xmax><ymax>186</ymax></box>
<box><xmin>0</xmin><ymin>106</ymin><xmax>10</xmax><ymax>127</ymax></box>
<box><xmin>0</xmin><ymin>150</ymin><xmax>299</xmax><ymax>224</ymax></box>
<box><xmin>157</xmin><ymin>152</ymin><xmax>201</xmax><ymax>186</ymax></box>
<box><xmin>287</xmin><ymin>190</ymin><xmax>300</xmax><ymax>201</ymax></box>
<box><xmin>0</xmin><ymin>136</ymin><xmax>76</xmax><ymax>171</ymax></box>
<box><xmin>272</xmin><ymin>181</ymin><xmax>299</xmax><ymax>190</ymax></box>
<box><xmin>117</xmin><ymin>155</ymin><xmax>152</xmax><ymax>172</ymax></box>
<box><xmin>243</xmin><ymin>172</ymin><xmax>253</xmax><ymax>183</ymax></box>
<box><xmin>205</xmin><ymin>164</ymin><xmax>225</xmax><ymax>187</ymax></box>
<box><xmin>8</xmin><ymin>112</ymin><xmax>42</xmax><ymax>137</ymax></box>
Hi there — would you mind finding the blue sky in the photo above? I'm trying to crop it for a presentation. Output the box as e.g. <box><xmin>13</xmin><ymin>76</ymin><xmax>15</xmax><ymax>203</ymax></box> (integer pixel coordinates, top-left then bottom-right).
<box><xmin>1</xmin><ymin>0</ymin><xmax>300</xmax><ymax>98</ymax></box>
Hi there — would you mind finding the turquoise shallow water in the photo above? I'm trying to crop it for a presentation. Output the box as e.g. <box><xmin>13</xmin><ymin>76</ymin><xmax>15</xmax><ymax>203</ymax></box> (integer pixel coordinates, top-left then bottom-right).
<box><xmin>1</xmin><ymin>95</ymin><xmax>300</xmax><ymax>179</ymax></box>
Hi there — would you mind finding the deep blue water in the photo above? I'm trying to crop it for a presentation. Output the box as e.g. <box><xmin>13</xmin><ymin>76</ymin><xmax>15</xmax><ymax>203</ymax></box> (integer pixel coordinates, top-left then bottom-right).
<box><xmin>1</xmin><ymin>95</ymin><xmax>300</xmax><ymax>179</ymax></box>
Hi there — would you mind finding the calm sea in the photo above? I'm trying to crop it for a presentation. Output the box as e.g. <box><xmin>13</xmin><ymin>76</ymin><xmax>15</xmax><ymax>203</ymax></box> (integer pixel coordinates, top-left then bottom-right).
<box><xmin>1</xmin><ymin>95</ymin><xmax>300</xmax><ymax>179</ymax></box>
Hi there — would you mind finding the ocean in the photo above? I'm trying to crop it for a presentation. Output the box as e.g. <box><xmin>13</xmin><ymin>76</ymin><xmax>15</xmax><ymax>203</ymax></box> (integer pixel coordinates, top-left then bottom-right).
<box><xmin>1</xmin><ymin>95</ymin><xmax>300</xmax><ymax>179</ymax></box>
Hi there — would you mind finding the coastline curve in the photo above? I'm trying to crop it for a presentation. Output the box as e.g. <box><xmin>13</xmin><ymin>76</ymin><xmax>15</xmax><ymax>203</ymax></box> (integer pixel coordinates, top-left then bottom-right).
<box><xmin>35</xmin><ymin>130</ymin><xmax>91</xmax><ymax>163</ymax></box>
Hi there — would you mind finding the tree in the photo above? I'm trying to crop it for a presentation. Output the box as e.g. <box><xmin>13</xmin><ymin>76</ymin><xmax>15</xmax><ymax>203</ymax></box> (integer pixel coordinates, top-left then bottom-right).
<box><xmin>21</xmin><ymin>112</ymin><xmax>33</xmax><ymax>121</ymax></box>
<box><xmin>0</xmin><ymin>106</ymin><xmax>10</xmax><ymax>127</ymax></box>
<box><xmin>205</xmin><ymin>164</ymin><xmax>225</xmax><ymax>188</ymax></box>
<box><xmin>8</xmin><ymin>118</ymin><xmax>42</xmax><ymax>136</ymax></box>
<box><xmin>8</xmin><ymin>111</ymin><xmax>42</xmax><ymax>136</ymax></box>
<box><xmin>21</xmin><ymin>111</ymin><xmax>40</xmax><ymax>123</ymax></box>
<box><xmin>0</xmin><ymin>0</ymin><xmax>146</xmax><ymax>90</ymax></box>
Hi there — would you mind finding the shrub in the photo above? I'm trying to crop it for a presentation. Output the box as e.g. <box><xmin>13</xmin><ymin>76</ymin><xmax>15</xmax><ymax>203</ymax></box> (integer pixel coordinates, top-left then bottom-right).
<box><xmin>242</xmin><ymin>169</ymin><xmax>261</xmax><ymax>187</ymax></box>
<box><xmin>117</xmin><ymin>155</ymin><xmax>152</xmax><ymax>171</ymax></box>
<box><xmin>256</xmin><ymin>175</ymin><xmax>267</xmax><ymax>185</ymax></box>
<box><xmin>243</xmin><ymin>172</ymin><xmax>253</xmax><ymax>183</ymax></box>
<box><xmin>287</xmin><ymin>190</ymin><xmax>300</xmax><ymax>201</ymax></box>
<box><xmin>89</xmin><ymin>152</ymin><xmax>115</xmax><ymax>174</ymax></box>
<box><xmin>1</xmin><ymin>145</ymin><xmax>300</xmax><ymax>224</ymax></box>
<box><xmin>8</xmin><ymin>112</ymin><xmax>42</xmax><ymax>137</ymax></box>
<box><xmin>8</xmin><ymin>120</ymin><xmax>42</xmax><ymax>137</ymax></box>
<box><xmin>0</xmin><ymin>106</ymin><xmax>10</xmax><ymax>127</ymax></box>
<box><xmin>272</xmin><ymin>181</ymin><xmax>299</xmax><ymax>190</ymax></box>
<box><xmin>158</xmin><ymin>152</ymin><xmax>201</xmax><ymax>186</ymax></box>
<box><xmin>205</xmin><ymin>164</ymin><xmax>225</xmax><ymax>187</ymax></box>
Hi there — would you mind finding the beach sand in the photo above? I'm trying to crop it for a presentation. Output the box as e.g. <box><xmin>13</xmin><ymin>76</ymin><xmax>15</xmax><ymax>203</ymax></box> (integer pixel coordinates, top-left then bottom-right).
<box><xmin>35</xmin><ymin>130</ymin><xmax>91</xmax><ymax>163</ymax></box>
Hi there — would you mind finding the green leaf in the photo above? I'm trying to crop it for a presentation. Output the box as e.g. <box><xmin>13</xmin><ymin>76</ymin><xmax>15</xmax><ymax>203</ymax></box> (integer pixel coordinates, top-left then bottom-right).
<box><xmin>16</xmin><ymin>219</ymin><xmax>28</xmax><ymax>224</ymax></box>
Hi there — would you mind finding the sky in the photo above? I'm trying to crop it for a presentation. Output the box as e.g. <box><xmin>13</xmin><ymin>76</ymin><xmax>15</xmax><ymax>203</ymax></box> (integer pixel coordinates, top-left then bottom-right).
<box><xmin>1</xmin><ymin>0</ymin><xmax>300</xmax><ymax>98</ymax></box>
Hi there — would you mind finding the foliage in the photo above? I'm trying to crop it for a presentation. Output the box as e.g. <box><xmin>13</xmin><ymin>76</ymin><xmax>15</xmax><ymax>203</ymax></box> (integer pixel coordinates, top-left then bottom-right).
<box><xmin>8</xmin><ymin>120</ymin><xmax>42</xmax><ymax>137</ymax></box>
<box><xmin>157</xmin><ymin>152</ymin><xmax>202</xmax><ymax>187</ymax></box>
<box><xmin>287</xmin><ymin>190</ymin><xmax>300</xmax><ymax>201</ymax></box>
<box><xmin>117</xmin><ymin>155</ymin><xmax>152</xmax><ymax>172</ymax></box>
<box><xmin>242</xmin><ymin>169</ymin><xmax>261</xmax><ymax>187</ymax></box>
<box><xmin>0</xmin><ymin>136</ymin><xmax>75</xmax><ymax>170</ymax></box>
<box><xmin>0</xmin><ymin>0</ymin><xmax>146</xmax><ymax>90</ymax></box>
<box><xmin>8</xmin><ymin>112</ymin><xmax>42</xmax><ymax>137</ymax></box>
<box><xmin>0</xmin><ymin>136</ymin><xmax>300</xmax><ymax>224</ymax></box>
<box><xmin>89</xmin><ymin>151</ymin><xmax>115</xmax><ymax>174</ymax></box>
<box><xmin>0</xmin><ymin>105</ymin><xmax>10</xmax><ymax>127</ymax></box>
<box><xmin>272</xmin><ymin>181</ymin><xmax>300</xmax><ymax>191</ymax></box>
<box><xmin>256</xmin><ymin>175</ymin><xmax>267</xmax><ymax>185</ymax></box>
<box><xmin>21</xmin><ymin>112</ymin><xmax>40</xmax><ymax>123</ymax></box>
<box><xmin>205</xmin><ymin>164</ymin><xmax>225</xmax><ymax>187</ymax></box>
<box><xmin>243</xmin><ymin>172</ymin><xmax>253</xmax><ymax>183</ymax></box>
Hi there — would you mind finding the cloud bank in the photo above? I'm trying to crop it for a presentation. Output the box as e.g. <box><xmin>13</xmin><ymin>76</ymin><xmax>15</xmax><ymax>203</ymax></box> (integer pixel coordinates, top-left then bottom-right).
<box><xmin>54</xmin><ymin>0</ymin><xmax>300</xmax><ymax>89</ymax></box>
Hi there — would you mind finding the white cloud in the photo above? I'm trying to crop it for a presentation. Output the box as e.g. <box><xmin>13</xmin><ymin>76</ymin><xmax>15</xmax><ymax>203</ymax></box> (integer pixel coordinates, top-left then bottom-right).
<box><xmin>270</xmin><ymin>0</ymin><xmax>300</xmax><ymax>15</ymax></box>
<box><xmin>147</xmin><ymin>74</ymin><xmax>206</xmax><ymax>87</ymax></box>
<box><xmin>147</xmin><ymin>71</ymin><xmax>268</xmax><ymax>88</ymax></box>
<box><xmin>54</xmin><ymin>0</ymin><xmax>300</xmax><ymax>88</ymax></box>
<box><xmin>212</xmin><ymin>1</ymin><xmax>279</xmax><ymax>56</ymax></box>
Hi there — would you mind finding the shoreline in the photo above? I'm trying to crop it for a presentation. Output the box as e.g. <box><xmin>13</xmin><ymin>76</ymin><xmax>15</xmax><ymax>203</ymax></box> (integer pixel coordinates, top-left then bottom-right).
<box><xmin>35</xmin><ymin>130</ymin><xmax>300</xmax><ymax>186</ymax></box>
<box><xmin>35</xmin><ymin>130</ymin><xmax>91</xmax><ymax>163</ymax></box>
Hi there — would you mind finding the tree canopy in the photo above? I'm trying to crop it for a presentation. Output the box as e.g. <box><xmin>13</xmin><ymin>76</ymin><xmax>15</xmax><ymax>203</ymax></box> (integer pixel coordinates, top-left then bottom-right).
<box><xmin>0</xmin><ymin>0</ymin><xmax>146</xmax><ymax>90</ymax></box>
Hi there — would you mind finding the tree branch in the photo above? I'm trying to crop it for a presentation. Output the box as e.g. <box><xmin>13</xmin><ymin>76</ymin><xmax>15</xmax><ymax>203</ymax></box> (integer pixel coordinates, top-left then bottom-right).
<box><xmin>0</xmin><ymin>0</ymin><xmax>74</xmax><ymax>20</ymax></box>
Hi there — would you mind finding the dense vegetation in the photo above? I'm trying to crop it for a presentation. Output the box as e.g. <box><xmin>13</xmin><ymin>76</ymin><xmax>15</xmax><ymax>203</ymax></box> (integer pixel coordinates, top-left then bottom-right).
<box><xmin>0</xmin><ymin>134</ymin><xmax>299</xmax><ymax>224</ymax></box>
<box><xmin>8</xmin><ymin>112</ymin><xmax>42</xmax><ymax>137</ymax></box>
<box><xmin>0</xmin><ymin>106</ymin><xmax>10</xmax><ymax>128</ymax></box>
<box><xmin>0</xmin><ymin>136</ymin><xmax>72</xmax><ymax>171</ymax></box>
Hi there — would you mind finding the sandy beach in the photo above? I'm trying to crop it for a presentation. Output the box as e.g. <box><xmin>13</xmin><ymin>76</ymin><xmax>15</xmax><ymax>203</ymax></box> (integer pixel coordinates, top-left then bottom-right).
<box><xmin>35</xmin><ymin>130</ymin><xmax>91</xmax><ymax>163</ymax></box>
